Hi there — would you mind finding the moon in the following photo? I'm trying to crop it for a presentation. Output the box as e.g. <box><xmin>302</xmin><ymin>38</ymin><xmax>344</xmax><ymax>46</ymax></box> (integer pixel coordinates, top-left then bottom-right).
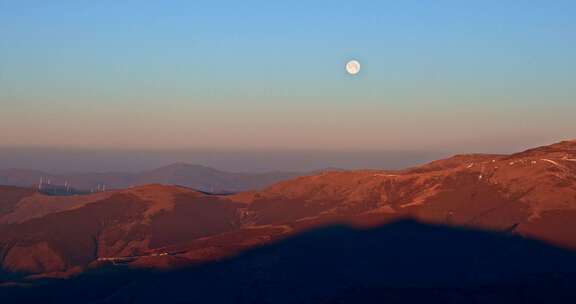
<box><xmin>345</xmin><ymin>60</ymin><xmax>361</xmax><ymax>75</ymax></box>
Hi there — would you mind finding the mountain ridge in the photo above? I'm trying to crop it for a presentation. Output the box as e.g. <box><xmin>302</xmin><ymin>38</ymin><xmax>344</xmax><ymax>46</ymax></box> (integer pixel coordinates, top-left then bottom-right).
<box><xmin>0</xmin><ymin>163</ymin><xmax>305</xmax><ymax>194</ymax></box>
<box><xmin>0</xmin><ymin>139</ymin><xmax>575</xmax><ymax>280</ymax></box>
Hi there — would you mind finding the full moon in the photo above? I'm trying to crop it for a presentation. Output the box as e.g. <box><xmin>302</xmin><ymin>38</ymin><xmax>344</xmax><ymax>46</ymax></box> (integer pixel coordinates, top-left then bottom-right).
<box><xmin>346</xmin><ymin>60</ymin><xmax>361</xmax><ymax>75</ymax></box>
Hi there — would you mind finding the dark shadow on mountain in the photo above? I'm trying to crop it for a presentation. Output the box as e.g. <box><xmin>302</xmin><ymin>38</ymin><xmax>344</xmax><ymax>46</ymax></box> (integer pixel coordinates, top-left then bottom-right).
<box><xmin>3</xmin><ymin>219</ymin><xmax>576</xmax><ymax>304</ymax></box>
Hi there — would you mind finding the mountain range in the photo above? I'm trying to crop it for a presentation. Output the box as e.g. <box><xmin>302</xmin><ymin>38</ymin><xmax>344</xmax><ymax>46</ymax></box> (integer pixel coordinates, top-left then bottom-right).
<box><xmin>0</xmin><ymin>164</ymin><xmax>304</xmax><ymax>194</ymax></box>
<box><xmin>1</xmin><ymin>140</ymin><xmax>576</xmax><ymax>303</ymax></box>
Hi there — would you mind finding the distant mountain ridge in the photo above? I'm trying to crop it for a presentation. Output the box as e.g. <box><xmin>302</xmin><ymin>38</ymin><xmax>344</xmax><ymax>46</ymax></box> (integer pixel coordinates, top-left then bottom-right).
<box><xmin>0</xmin><ymin>163</ymin><xmax>305</xmax><ymax>194</ymax></box>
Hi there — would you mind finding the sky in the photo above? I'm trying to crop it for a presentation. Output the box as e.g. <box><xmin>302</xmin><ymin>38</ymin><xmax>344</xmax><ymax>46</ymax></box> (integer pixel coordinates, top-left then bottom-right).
<box><xmin>1</xmin><ymin>0</ymin><xmax>575</xmax><ymax>155</ymax></box>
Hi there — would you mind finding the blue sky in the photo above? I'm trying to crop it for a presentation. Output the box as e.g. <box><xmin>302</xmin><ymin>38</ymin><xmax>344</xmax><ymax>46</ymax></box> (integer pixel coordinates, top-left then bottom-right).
<box><xmin>1</xmin><ymin>1</ymin><xmax>575</xmax><ymax>151</ymax></box>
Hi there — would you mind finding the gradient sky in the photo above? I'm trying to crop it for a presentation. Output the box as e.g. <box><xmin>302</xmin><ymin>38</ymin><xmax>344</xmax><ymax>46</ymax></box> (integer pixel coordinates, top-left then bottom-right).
<box><xmin>1</xmin><ymin>1</ymin><xmax>575</xmax><ymax>152</ymax></box>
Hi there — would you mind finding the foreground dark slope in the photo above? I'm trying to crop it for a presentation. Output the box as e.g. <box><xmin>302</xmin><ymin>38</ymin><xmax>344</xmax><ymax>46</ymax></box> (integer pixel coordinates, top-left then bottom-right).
<box><xmin>3</xmin><ymin>221</ymin><xmax>576</xmax><ymax>304</ymax></box>
<box><xmin>0</xmin><ymin>140</ymin><xmax>575</xmax><ymax>280</ymax></box>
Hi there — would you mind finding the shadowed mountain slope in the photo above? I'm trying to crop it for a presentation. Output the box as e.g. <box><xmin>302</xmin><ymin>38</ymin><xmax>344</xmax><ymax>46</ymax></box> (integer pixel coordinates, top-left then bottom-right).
<box><xmin>2</xmin><ymin>220</ymin><xmax>576</xmax><ymax>304</ymax></box>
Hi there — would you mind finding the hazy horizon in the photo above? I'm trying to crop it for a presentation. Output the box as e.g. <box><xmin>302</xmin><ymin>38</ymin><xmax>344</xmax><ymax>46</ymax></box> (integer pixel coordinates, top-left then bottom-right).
<box><xmin>0</xmin><ymin>136</ymin><xmax>569</xmax><ymax>173</ymax></box>
<box><xmin>0</xmin><ymin>146</ymin><xmax>447</xmax><ymax>173</ymax></box>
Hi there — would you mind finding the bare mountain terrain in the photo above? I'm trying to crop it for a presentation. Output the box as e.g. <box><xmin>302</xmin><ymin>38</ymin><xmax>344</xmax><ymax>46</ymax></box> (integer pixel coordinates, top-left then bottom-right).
<box><xmin>0</xmin><ymin>140</ymin><xmax>575</xmax><ymax>281</ymax></box>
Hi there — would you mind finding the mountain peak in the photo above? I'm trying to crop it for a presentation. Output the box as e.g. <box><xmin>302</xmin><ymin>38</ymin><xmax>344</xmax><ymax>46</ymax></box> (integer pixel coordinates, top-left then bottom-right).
<box><xmin>123</xmin><ymin>183</ymin><xmax>198</xmax><ymax>193</ymax></box>
<box><xmin>508</xmin><ymin>139</ymin><xmax>576</xmax><ymax>159</ymax></box>
<box><xmin>149</xmin><ymin>163</ymin><xmax>223</xmax><ymax>174</ymax></box>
